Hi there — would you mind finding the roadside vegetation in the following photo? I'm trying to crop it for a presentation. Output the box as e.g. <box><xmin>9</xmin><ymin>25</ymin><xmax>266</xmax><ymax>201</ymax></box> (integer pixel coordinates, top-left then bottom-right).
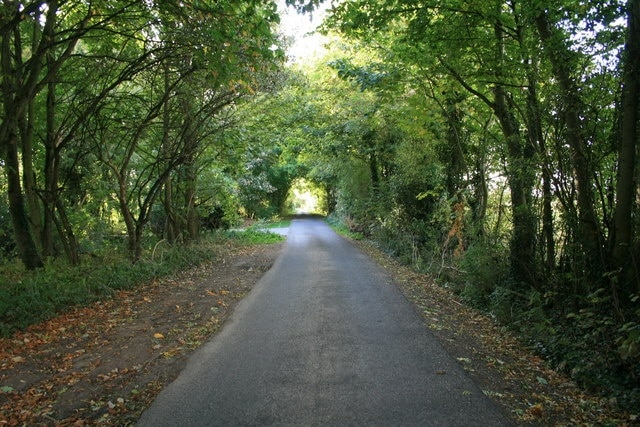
<box><xmin>0</xmin><ymin>229</ymin><xmax>283</xmax><ymax>337</ymax></box>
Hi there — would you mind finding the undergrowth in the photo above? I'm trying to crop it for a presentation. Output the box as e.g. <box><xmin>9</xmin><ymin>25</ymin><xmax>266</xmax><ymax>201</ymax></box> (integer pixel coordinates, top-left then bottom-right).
<box><xmin>451</xmin><ymin>243</ymin><xmax>640</xmax><ymax>411</ymax></box>
<box><xmin>0</xmin><ymin>229</ymin><xmax>282</xmax><ymax>337</ymax></box>
<box><xmin>326</xmin><ymin>214</ymin><xmax>364</xmax><ymax>240</ymax></box>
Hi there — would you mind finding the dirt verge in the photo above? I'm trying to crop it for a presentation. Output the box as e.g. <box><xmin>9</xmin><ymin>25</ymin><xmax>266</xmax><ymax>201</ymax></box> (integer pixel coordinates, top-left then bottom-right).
<box><xmin>1</xmin><ymin>243</ymin><xmax>281</xmax><ymax>426</ymax></box>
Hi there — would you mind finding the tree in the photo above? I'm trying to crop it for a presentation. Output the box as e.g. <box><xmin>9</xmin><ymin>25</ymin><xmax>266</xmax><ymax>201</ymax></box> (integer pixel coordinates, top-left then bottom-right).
<box><xmin>611</xmin><ymin>0</ymin><xmax>640</xmax><ymax>297</ymax></box>
<box><xmin>533</xmin><ymin>5</ymin><xmax>605</xmax><ymax>284</ymax></box>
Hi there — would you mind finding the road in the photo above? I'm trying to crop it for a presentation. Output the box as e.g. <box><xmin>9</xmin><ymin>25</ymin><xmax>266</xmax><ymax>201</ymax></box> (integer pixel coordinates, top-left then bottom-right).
<box><xmin>138</xmin><ymin>217</ymin><xmax>512</xmax><ymax>426</ymax></box>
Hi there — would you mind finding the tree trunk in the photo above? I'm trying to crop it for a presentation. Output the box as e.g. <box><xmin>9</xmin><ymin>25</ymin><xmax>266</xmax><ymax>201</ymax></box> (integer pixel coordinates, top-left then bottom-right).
<box><xmin>611</xmin><ymin>0</ymin><xmax>640</xmax><ymax>296</ymax></box>
<box><xmin>493</xmin><ymin>15</ymin><xmax>537</xmax><ymax>288</ymax></box>
<box><xmin>54</xmin><ymin>198</ymin><xmax>79</xmax><ymax>265</ymax></box>
<box><xmin>115</xmin><ymin>175</ymin><xmax>139</xmax><ymax>261</ymax></box>
<box><xmin>163</xmin><ymin>179</ymin><xmax>179</xmax><ymax>243</ymax></box>
<box><xmin>161</xmin><ymin>62</ymin><xmax>179</xmax><ymax>243</ymax></box>
<box><xmin>1</xmin><ymin>13</ymin><xmax>43</xmax><ymax>270</ymax></box>
<box><xmin>42</xmin><ymin>69</ymin><xmax>58</xmax><ymax>258</ymax></box>
<box><xmin>443</xmin><ymin>95</ymin><xmax>466</xmax><ymax>197</ymax></box>
<box><xmin>21</xmin><ymin>7</ymin><xmax>45</xmax><ymax>256</ymax></box>
<box><xmin>5</xmin><ymin>132</ymin><xmax>44</xmax><ymax>269</ymax></box>
<box><xmin>180</xmin><ymin>89</ymin><xmax>199</xmax><ymax>240</ymax></box>
<box><xmin>535</xmin><ymin>10</ymin><xmax>605</xmax><ymax>284</ymax></box>
<box><xmin>184</xmin><ymin>163</ymin><xmax>199</xmax><ymax>240</ymax></box>
<box><xmin>525</xmin><ymin>69</ymin><xmax>555</xmax><ymax>274</ymax></box>
<box><xmin>494</xmin><ymin>85</ymin><xmax>537</xmax><ymax>288</ymax></box>
<box><xmin>20</xmin><ymin>88</ymin><xmax>43</xmax><ymax>254</ymax></box>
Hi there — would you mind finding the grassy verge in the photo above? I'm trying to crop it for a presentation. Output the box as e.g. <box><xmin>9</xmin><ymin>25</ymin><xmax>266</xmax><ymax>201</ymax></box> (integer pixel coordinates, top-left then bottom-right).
<box><xmin>0</xmin><ymin>229</ymin><xmax>284</xmax><ymax>337</ymax></box>
<box><xmin>326</xmin><ymin>216</ymin><xmax>364</xmax><ymax>240</ymax></box>
<box><xmin>225</xmin><ymin>226</ymin><xmax>287</xmax><ymax>244</ymax></box>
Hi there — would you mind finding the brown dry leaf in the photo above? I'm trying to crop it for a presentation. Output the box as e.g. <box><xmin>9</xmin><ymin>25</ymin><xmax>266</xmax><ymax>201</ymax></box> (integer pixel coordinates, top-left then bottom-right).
<box><xmin>153</xmin><ymin>333</ymin><xmax>164</xmax><ymax>339</ymax></box>
<box><xmin>529</xmin><ymin>403</ymin><xmax>544</xmax><ymax>418</ymax></box>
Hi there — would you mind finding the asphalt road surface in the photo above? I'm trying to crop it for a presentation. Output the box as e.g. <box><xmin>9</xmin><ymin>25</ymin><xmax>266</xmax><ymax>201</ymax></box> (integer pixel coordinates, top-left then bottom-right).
<box><xmin>138</xmin><ymin>217</ymin><xmax>512</xmax><ymax>426</ymax></box>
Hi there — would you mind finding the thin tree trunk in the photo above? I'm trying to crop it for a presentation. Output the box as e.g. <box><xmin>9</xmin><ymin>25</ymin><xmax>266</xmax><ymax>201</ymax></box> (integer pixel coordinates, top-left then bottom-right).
<box><xmin>164</xmin><ymin>179</ymin><xmax>179</xmax><ymax>243</ymax></box>
<box><xmin>178</xmin><ymin>80</ymin><xmax>200</xmax><ymax>240</ymax></box>
<box><xmin>21</xmin><ymin>88</ymin><xmax>43</xmax><ymax>253</ymax></box>
<box><xmin>526</xmin><ymin>71</ymin><xmax>555</xmax><ymax>273</ymax></box>
<box><xmin>21</xmin><ymin>7</ymin><xmax>44</xmax><ymax>256</ymax></box>
<box><xmin>535</xmin><ymin>10</ymin><xmax>604</xmax><ymax>283</ymax></box>
<box><xmin>42</xmin><ymin>69</ymin><xmax>58</xmax><ymax>258</ymax></box>
<box><xmin>494</xmin><ymin>85</ymin><xmax>537</xmax><ymax>287</ymax></box>
<box><xmin>493</xmin><ymin>14</ymin><xmax>537</xmax><ymax>288</ymax></box>
<box><xmin>5</xmin><ymin>132</ymin><xmax>43</xmax><ymax>269</ymax></box>
<box><xmin>185</xmin><ymin>177</ymin><xmax>199</xmax><ymax>240</ymax></box>
<box><xmin>162</xmin><ymin>62</ymin><xmax>179</xmax><ymax>243</ymax></box>
<box><xmin>443</xmin><ymin>95</ymin><xmax>466</xmax><ymax>197</ymax></box>
<box><xmin>54</xmin><ymin>198</ymin><xmax>79</xmax><ymax>265</ymax></box>
<box><xmin>611</xmin><ymin>0</ymin><xmax>640</xmax><ymax>295</ymax></box>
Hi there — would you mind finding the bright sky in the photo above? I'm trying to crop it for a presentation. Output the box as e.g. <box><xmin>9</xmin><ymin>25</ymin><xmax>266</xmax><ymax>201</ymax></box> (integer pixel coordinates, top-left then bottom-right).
<box><xmin>277</xmin><ymin>1</ymin><xmax>331</xmax><ymax>63</ymax></box>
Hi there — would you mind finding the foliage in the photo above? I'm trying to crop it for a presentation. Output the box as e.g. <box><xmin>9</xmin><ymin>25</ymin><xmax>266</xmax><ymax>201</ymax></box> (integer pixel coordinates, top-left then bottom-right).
<box><xmin>0</xmin><ymin>0</ymin><xmax>284</xmax><ymax>266</ymax></box>
<box><xmin>458</xmin><ymin>241</ymin><xmax>510</xmax><ymax>310</ymax></box>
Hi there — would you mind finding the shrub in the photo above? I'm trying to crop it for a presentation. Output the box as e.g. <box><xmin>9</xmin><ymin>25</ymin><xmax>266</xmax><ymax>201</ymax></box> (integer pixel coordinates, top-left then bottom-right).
<box><xmin>458</xmin><ymin>241</ymin><xmax>509</xmax><ymax>310</ymax></box>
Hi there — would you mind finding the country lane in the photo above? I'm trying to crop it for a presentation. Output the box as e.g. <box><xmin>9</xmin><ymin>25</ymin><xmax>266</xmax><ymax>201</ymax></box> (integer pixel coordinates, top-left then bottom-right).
<box><xmin>137</xmin><ymin>216</ymin><xmax>512</xmax><ymax>426</ymax></box>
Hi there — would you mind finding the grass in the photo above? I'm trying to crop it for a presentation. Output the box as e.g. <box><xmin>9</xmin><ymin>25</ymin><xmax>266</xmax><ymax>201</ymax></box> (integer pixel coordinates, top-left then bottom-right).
<box><xmin>326</xmin><ymin>216</ymin><xmax>364</xmax><ymax>240</ymax></box>
<box><xmin>225</xmin><ymin>227</ymin><xmax>286</xmax><ymax>245</ymax></box>
<box><xmin>0</xmin><ymin>231</ymin><xmax>280</xmax><ymax>337</ymax></box>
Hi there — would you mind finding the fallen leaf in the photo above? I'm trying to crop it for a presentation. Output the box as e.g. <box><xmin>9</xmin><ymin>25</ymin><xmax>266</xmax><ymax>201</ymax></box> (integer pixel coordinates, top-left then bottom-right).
<box><xmin>153</xmin><ymin>333</ymin><xmax>164</xmax><ymax>339</ymax></box>
<box><xmin>529</xmin><ymin>403</ymin><xmax>544</xmax><ymax>418</ymax></box>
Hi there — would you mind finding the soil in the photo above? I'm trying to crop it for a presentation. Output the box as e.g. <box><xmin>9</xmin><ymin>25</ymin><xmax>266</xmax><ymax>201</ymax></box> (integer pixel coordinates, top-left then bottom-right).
<box><xmin>0</xmin><ymin>238</ymin><xmax>636</xmax><ymax>426</ymax></box>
